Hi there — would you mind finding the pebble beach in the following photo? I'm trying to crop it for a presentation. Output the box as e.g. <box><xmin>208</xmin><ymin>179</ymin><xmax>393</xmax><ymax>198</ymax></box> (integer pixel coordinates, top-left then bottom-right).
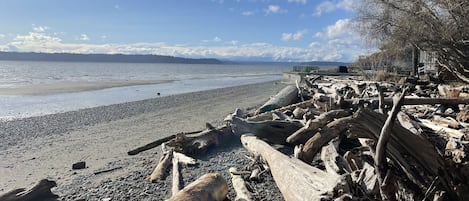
<box><xmin>0</xmin><ymin>80</ymin><xmax>286</xmax><ymax>200</ymax></box>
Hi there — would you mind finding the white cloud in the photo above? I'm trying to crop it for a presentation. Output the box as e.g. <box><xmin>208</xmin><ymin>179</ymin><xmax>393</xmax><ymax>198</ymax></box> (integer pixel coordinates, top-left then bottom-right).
<box><xmin>281</xmin><ymin>33</ymin><xmax>293</xmax><ymax>41</ymax></box>
<box><xmin>79</xmin><ymin>34</ymin><xmax>90</xmax><ymax>41</ymax></box>
<box><xmin>202</xmin><ymin>36</ymin><xmax>222</xmax><ymax>43</ymax></box>
<box><xmin>315</xmin><ymin>19</ymin><xmax>353</xmax><ymax>39</ymax></box>
<box><xmin>241</xmin><ymin>11</ymin><xmax>254</xmax><ymax>16</ymax></box>
<box><xmin>101</xmin><ymin>35</ymin><xmax>107</xmax><ymax>40</ymax></box>
<box><xmin>32</xmin><ymin>26</ymin><xmax>49</xmax><ymax>33</ymax></box>
<box><xmin>265</xmin><ymin>5</ymin><xmax>287</xmax><ymax>14</ymax></box>
<box><xmin>337</xmin><ymin>0</ymin><xmax>356</xmax><ymax>11</ymax></box>
<box><xmin>281</xmin><ymin>30</ymin><xmax>307</xmax><ymax>41</ymax></box>
<box><xmin>0</xmin><ymin>34</ymin><xmax>5</xmax><ymax>39</ymax></box>
<box><xmin>288</xmin><ymin>0</ymin><xmax>307</xmax><ymax>4</ymax></box>
<box><xmin>313</xmin><ymin>0</ymin><xmax>357</xmax><ymax>16</ymax></box>
<box><xmin>310</xmin><ymin>18</ymin><xmax>369</xmax><ymax>61</ymax></box>
<box><xmin>213</xmin><ymin>36</ymin><xmax>222</xmax><ymax>42</ymax></box>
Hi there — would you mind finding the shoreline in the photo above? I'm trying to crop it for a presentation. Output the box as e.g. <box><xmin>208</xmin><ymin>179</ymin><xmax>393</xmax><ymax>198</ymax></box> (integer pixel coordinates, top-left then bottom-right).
<box><xmin>0</xmin><ymin>80</ymin><xmax>286</xmax><ymax>196</ymax></box>
<box><xmin>0</xmin><ymin>80</ymin><xmax>173</xmax><ymax>96</ymax></box>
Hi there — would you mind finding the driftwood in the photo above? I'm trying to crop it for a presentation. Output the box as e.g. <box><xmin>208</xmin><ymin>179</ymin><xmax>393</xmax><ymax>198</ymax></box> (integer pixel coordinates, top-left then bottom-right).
<box><xmin>93</xmin><ymin>166</ymin><xmax>123</xmax><ymax>175</ymax></box>
<box><xmin>172</xmin><ymin>156</ymin><xmax>181</xmax><ymax>196</ymax></box>
<box><xmin>321</xmin><ymin>138</ymin><xmax>352</xmax><ymax>175</ymax></box>
<box><xmin>350</xmin><ymin>108</ymin><xmax>459</xmax><ymax>199</ymax></box>
<box><xmin>166</xmin><ymin>173</ymin><xmax>228</xmax><ymax>201</ymax></box>
<box><xmin>148</xmin><ymin>150</ymin><xmax>173</xmax><ymax>182</ymax></box>
<box><xmin>299</xmin><ymin>116</ymin><xmax>354</xmax><ymax>164</ymax></box>
<box><xmin>128</xmin><ymin>134</ymin><xmax>176</xmax><ymax>155</ymax></box>
<box><xmin>0</xmin><ymin>179</ymin><xmax>58</xmax><ymax>201</ymax></box>
<box><xmin>241</xmin><ymin>134</ymin><xmax>343</xmax><ymax>200</ymax></box>
<box><xmin>344</xmin><ymin>97</ymin><xmax>469</xmax><ymax>107</ymax></box>
<box><xmin>287</xmin><ymin>109</ymin><xmax>352</xmax><ymax>144</ymax></box>
<box><xmin>230</xmin><ymin>116</ymin><xmax>303</xmax><ymax>144</ymax></box>
<box><xmin>255</xmin><ymin>85</ymin><xmax>299</xmax><ymax>114</ymax></box>
<box><xmin>248</xmin><ymin>99</ymin><xmax>318</xmax><ymax>121</ymax></box>
<box><xmin>229</xmin><ymin>167</ymin><xmax>254</xmax><ymax>201</ymax></box>
<box><xmin>167</xmin><ymin>124</ymin><xmax>232</xmax><ymax>155</ymax></box>
<box><xmin>374</xmin><ymin>90</ymin><xmax>405</xmax><ymax>200</ymax></box>
<box><xmin>419</xmin><ymin>119</ymin><xmax>465</xmax><ymax>139</ymax></box>
<box><xmin>173</xmin><ymin>152</ymin><xmax>198</xmax><ymax>166</ymax></box>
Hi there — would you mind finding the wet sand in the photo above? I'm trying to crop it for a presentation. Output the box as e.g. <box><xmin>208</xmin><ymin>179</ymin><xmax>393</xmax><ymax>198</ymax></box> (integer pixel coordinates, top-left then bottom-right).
<box><xmin>0</xmin><ymin>80</ymin><xmax>172</xmax><ymax>95</ymax></box>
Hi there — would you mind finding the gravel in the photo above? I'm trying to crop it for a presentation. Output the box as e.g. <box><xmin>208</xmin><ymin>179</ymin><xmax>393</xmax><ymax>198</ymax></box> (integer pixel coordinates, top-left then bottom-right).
<box><xmin>0</xmin><ymin>81</ymin><xmax>287</xmax><ymax>200</ymax></box>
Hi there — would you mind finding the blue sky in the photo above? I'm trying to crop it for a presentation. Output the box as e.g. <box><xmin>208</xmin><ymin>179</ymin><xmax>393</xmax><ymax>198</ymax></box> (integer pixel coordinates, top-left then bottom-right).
<box><xmin>0</xmin><ymin>0</ymin><xmax>375</xmax><ymax>62</ymax></box>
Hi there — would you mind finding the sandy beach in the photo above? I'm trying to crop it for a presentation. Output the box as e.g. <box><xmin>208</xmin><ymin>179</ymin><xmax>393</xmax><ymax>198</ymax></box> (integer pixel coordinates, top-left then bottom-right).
<box><xmin>0</xmin><ymin>80</ymin><xmax>286</xmax><ymax>200</ymax></box>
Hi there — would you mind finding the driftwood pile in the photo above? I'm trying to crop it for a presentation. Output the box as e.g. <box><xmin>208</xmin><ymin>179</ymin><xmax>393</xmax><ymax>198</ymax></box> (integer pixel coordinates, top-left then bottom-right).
<box><xmin>128</xmin><ymin>75</ymin><xmax>469</xmax><ymax>201</ymax></box>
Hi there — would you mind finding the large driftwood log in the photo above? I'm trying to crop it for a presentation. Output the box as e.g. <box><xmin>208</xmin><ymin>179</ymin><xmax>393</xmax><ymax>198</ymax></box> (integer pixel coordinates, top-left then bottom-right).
<box><xmin>230</xmin><ymin>116</ymin><xmax>303</xmax><ymax>144</ymax></box>
<box><xmin>350</xmin><ymin>108</ymin><xmax>459</xmax><ymax>199</ymax></box>
<box><xmin>166</xmin><ymin>124</ymin><xmax>232</xmax><ymax>155</ymax></box>
<box><xmin>241</xmin><ymin>135</ymin><xmax>343</xmax><ymax>201</ymax></box>
<box><xmin>287</xmin><ymin>109</ymin><xmax>352</xmax><ymax>144</ymax></box>
<box><xmin>299</xmin><ymin>116</ymin><xmax>354</xmax><ymax>164</ymax></box>
<box><xmin>166</xmin><ymin>173</ymin><xmax>228</xmax><ymax>201</ymax></box>
<box><xmin>148</xmin><ymin>150</ymin><xmax>173</xmax><ymax>182</ymax></box>
<box><xmin>229</xmin><ymin>167</ymin><xmax>254</xmax><ymax>201</ymax></box>
<box><xmin>255</xmin><ymin>85</ymin><xmax>299</xmax><ymax>114</ymax></box>
<box><xmin>0</xmin><ymin>179</ymin><xmax>58</xmax><ymax>201</ymax></box>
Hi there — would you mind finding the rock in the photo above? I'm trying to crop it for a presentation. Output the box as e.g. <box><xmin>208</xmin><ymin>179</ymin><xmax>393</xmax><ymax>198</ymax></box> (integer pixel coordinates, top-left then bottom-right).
<box><xmin>72</xmin><ymin>161</ymin><xmax>86</xmax><ymax>170</ymax></box>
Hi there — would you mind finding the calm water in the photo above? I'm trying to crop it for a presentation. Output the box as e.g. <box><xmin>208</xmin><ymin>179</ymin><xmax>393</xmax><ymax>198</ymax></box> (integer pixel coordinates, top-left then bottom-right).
<box><xmin>0</xmin><ymin>61</ymin><xmax>290</xmax><ymax>119</ymax></box>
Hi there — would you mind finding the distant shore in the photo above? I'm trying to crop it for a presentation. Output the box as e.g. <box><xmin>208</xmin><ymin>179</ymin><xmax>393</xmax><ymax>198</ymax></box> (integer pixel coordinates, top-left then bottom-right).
<box><xmin>0</xmin><ymin>80</ymin><xmax>173</xmax><ymax>95</ymax></box>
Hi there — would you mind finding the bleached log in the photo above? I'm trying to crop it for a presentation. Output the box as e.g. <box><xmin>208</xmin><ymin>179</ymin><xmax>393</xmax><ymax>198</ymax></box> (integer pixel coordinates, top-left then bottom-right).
<box><xmin>229</xmin><ymin>167</ymin><xmax>254</xmax><ymax>201</ymax></box>
<box><xmin>174</xmin><ymin>152</ymin><xmax>197</xmax><ymax>166</ymax></box>
<box><xmin>299</xmin><ymin>116</ymin><xmax>353</xmax><ymax>164</ymax></box>
<box><xmin>256</xmin><ymin>85</ymin><xmax>299</xmax><ymax>114</ymax></box>
<box><xmin>248</xmin><ymin>99</ymin><xmax>318</xmax><ymax>122</ymax></box>
<box><xmin>167</xmin><ymin>173</ymin><xmax>228</xmax><ymax>201</ymax></box>
<box><xmin>167</xmin><ymin>124</ymin><xmax>232</xmax><ymax>155</ymax></box>
<box><xmin>148</xmin><ymin>150</ymin><xmax>173</xmax><ymax>182</ymax></box>
<box><xmin>230</xmin><ymin>116</ymin><xmax>303</xmax><ymax>144</ymax></box>
<box><xmin>172</xmin><ymin>156</ymin><xmax>180</xmax><ymax>196</ymax></box>
<box><xmin>397</xmin><ymin>112</ymin><xmax>422</xmax><ymax>136</ymax></box>
<box><xmin>241</xmin><ymin>135</ymin><xmax>343</xmax><ymax>201</ymax></box>
<box><xmin>287</xmin><ymin>109</ymin><xmax>352</xmax><ymax>144</ymax></box>
<box><xmin>419</xmin><ymin>119</ymin><xmax>465</xmax><ymax>139</ymax></box>
<box><xmin>0</xmin><ymin>179</ymin><xmax>58</xmax><ymax>201</ymax></box>
<box><xmin>432</xmin><ymin>115</ymin><xmax>461</xmax><ymax>129</ymax></box>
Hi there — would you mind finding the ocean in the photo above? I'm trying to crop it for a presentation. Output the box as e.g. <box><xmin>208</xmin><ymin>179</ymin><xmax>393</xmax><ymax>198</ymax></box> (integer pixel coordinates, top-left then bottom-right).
<box><xmin>0</xmin><ymin>61</ymin><xmax>290</xmax><ymax>120</ymax></box>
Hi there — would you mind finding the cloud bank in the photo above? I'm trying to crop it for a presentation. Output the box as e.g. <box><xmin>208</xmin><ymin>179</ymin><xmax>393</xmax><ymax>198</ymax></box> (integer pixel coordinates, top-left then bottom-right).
<box><xmin>0</xmin><ymin>22</ymin><xmax>370</xmax><ymax>62</ymax></box>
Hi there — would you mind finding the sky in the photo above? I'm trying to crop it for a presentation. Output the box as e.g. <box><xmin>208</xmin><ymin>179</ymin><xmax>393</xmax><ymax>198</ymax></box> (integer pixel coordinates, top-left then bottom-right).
<box><xmin>0</xmin><ymin>0</ymin><xmax>375</xmax><ymax>62</ymax></box>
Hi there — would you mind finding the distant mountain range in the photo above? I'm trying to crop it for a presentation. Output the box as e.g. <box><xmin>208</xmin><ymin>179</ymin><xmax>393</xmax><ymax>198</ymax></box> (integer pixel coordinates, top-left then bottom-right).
<box><xmin>0</xmin><ymin>52</ymin><xmax>223</xmax><ymax>64</ymax></box>
<box><xmin>0</xmin><ymin>51</ymin><xmax>351</xmax><ymax>67</ymax></box>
